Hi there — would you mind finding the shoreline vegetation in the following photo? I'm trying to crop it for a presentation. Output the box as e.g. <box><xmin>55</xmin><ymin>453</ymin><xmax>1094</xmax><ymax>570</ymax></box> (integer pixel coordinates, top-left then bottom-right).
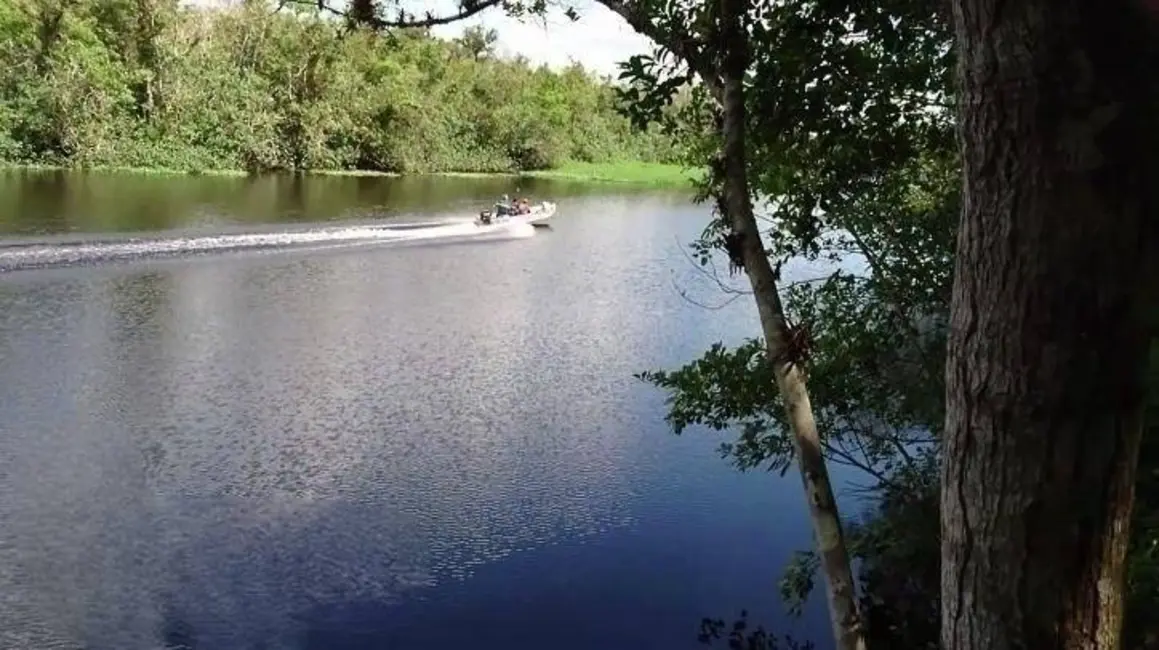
<box><xmin>0</xmin><ymin>2</ymin><xmax>702</xmax><ymax>190</ymax></box>
<box><xmin>0</xmin><ymin>160</ymin><xmax>704</xmax><ymax>188</ymax></box>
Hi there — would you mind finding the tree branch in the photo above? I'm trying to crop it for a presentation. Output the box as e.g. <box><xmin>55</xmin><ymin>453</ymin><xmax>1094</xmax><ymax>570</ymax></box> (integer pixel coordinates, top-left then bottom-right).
<box><xmin>822</xmin><ymin>437</ymin><xmax>894</xmax><ymax>489</ymax></box>
<box><xmin>673</xmin><ymin>234</ymin><xmax>751</xmax><ymax>296</ymax></box>
<box><xmin>841</xmin><ymin>222</ymin><xmax>942</xmax><ymax>379</ymax></box>
<box><xmin>670</xmin><ymin>275</ymin><xmax>748</xmax><ymax>310</ymax></box>
<box><xmin>282</xmin><ymin>0</ymin><xmax>506</xmax><ymax>29</ymax></box>
<box><xmin>670</xmin><ymin>233</ymin><xmax>836</xmax><ymax>306</ymax></box>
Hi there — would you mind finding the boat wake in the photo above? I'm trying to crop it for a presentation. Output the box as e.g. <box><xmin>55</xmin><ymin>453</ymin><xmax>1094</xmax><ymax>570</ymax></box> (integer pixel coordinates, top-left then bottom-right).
<box><xmin>0</xmin><ymin>218</ymin><xmax>534</xmax><ymax>273</ymax></box>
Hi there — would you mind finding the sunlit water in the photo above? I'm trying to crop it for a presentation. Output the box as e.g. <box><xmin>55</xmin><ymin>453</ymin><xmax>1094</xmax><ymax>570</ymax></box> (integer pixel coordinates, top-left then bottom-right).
<box><xmin>0</xmin><ymin>172</ymin><xmax>838</xmax><ymax>650</ymax></box>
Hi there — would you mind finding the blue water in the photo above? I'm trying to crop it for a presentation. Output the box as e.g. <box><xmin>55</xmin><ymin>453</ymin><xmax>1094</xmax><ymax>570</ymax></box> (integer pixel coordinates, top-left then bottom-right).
<box><xmin>0</xmin><ymin>183</ymin><xmax>837</xmax><ymax>650</ymax></box>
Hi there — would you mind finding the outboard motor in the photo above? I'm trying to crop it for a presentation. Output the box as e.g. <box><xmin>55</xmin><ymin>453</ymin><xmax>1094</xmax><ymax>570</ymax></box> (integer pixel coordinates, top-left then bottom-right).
<box><xmin>478</xmin><ymin>209</ymin><xmax>493</xmax><ymax>225</ymax></box>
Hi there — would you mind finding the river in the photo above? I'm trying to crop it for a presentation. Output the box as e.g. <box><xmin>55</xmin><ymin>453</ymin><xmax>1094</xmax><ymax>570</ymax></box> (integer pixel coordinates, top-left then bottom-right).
<box><xmin>0</xmin><ymin>170</ymin><xmax>836</xmax><ymax>650</ymax></box>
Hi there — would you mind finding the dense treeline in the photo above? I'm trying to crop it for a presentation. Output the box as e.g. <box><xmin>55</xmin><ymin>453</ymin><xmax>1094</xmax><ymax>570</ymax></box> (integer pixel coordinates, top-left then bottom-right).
<box><xmin>0</xmin><ymin>0</ymin><xmax>676</xmax><ymax>174</ymax></box>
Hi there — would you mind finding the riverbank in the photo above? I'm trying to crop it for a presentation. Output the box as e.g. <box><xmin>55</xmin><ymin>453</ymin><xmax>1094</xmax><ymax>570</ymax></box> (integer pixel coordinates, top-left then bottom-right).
<box><xmin>522</xmin><ymin>161</ymin><xmax>704</xmax><ymax>187</ymax></box>
<box><xmin>0</xmin><ymin>161</ymin><xmax>703</xmax><ymax>189</ymax></box>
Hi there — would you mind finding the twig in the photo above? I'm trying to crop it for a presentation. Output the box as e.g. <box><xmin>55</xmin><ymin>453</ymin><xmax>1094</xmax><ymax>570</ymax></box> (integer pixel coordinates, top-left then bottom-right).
<box><xmin>670</xmin><ymin>275</ymin><xmax>747</xmax><ymax>310</ymax></box>
<box><xmin>823</xmin><ymin>439</ymin><xmax>887</xmax><ymax>484</ymax></box>
<box><xmin>672</xmin><ymin>233</ymin><xmax>751</xmax><ymax>296</ymax></box>
<box><xmin>669</xmin><ymin>234</ymin><xmax>839</xmax><ymax>315</ymax></box>
<box><xmin>842</xmin><ymin>223</ymin><xmax>941</xmax><ymax>379</ymax></box>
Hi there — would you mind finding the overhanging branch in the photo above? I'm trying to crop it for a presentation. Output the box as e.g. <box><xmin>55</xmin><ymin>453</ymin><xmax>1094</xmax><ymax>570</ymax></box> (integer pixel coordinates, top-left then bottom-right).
<box><xmin>281</xmin><ymin>0</ymin><xmax>505</xmax><ymax>29</ymax></box>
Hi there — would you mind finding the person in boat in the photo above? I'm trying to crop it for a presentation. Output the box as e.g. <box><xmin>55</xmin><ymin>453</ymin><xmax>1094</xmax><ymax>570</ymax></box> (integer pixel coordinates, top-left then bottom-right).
<box><xmin>495</xmin><ymin>194</ymin><xmax>532</xmax><ymax>216</ymax></box>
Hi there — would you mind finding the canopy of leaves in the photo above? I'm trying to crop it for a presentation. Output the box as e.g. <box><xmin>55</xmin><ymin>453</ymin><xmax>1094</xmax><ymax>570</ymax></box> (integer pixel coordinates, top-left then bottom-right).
<box><xmin>0</xmin><ymin>0</ymin><xmax>676</xmax><ymax>173</ymax></box>
<box><xmin>622</xmin><ymin>0</ymin><xmax>955</xmax><ymax>493</ymax></box>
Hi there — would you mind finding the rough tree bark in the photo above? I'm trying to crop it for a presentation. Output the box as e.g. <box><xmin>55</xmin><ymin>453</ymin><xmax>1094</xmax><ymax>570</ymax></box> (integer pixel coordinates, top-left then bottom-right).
<box><xmin>942</xmin><ymin>0</ymin><xmax>1159</xmax><ymax>648</ymax></box>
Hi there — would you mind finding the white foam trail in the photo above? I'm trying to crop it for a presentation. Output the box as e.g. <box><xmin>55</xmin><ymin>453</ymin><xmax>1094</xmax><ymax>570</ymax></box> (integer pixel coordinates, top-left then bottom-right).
<box><xmin>0</xmin><ymin>218</ymin><xmax>533</xmax><ymax>272</ymax></box>
<box><xmin>505</xmin><ymin>222</ymin><xmax>536</xmax><ymax>239</ymax></box>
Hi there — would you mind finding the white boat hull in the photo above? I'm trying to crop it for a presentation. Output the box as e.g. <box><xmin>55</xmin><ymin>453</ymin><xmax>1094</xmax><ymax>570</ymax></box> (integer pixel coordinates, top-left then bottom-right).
<box><xmin>475</xmin><ymin>201</ymin><xmax>556</xmax><ymax>227</ymax></box>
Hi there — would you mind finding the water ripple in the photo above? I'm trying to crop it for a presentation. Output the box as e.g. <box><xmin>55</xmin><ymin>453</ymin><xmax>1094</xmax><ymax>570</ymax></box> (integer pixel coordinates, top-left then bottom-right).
<box><xmin>0</xmin><ymin>193</ymin><xmax>784</xmax><ymax>650</ymax></box>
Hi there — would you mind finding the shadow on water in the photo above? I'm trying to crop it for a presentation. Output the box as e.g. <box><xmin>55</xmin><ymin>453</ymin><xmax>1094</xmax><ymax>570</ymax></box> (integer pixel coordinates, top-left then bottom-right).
<box><xmin>59</xmin><ymin>495</ymin><xmax>830</xmax><ymax>650</ymax></box>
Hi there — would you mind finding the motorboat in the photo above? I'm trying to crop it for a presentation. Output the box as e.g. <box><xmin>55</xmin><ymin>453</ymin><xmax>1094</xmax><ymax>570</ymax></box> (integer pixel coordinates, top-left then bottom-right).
<box><xmin>475</xmin><ymin>199</ymin><xmax>556</xmax><ymax>228</ymax></box>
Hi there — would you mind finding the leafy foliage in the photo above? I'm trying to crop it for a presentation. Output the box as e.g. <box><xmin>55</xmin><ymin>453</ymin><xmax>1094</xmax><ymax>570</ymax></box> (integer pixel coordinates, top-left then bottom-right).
<box><xmin>0</xmin><ymin>0</ymin><xmax>679</xmax><ymax>173</ymax></box>
<box><xmin>624</xmin><ymin>0</ymin><xmax>955</xmax><ymax>493</ymax></box>
<box><xmin>598</xmin><ymin>0</ymin><xmax>1159</xmax><ymax>644</ymax></box>
<box><xmin>698</xmin><ymin>610</ymin><xmax>816</xmax><ymax>650</ymax></box>
<box><xmin>610</xmin><ymin>0</ymin><xmax>1158</xmax><ymax>647</ymax></box>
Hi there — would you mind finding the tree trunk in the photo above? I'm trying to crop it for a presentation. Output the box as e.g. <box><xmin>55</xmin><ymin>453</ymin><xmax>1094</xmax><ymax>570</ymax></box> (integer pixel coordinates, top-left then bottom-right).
<box><xmin>716</xmin><ymin>2</ymin><xmax>866</xmax><ymax>649</ymax></box>
<box><xmin>942</xmin><ymin>0</ymin><xmax>1159</xmax><ymax>648</ymax></box>
<box><xmin>34</xmin><ymin>1</ymin><xmax>72</xmax><ymax>75</ymax></box>
<box><xmin>133</xmin><ymin>0</ymin><xmax>161</xmax><ymax>119</ymax></box>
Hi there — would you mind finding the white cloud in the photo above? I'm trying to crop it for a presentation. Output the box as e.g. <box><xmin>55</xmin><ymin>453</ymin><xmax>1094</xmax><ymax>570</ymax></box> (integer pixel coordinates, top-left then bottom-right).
<box><xmin>418</xmin><ymin>1</ymin><xmax>655</xmax><ymax>78</ymax></box>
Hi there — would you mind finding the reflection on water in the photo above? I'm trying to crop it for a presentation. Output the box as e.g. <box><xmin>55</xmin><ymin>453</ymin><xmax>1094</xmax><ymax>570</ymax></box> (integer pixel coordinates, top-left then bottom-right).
<box><xmin>0</xmin><ymin>169</ymin><xmax>667</xmax><ymax>237</ymax></box>
<box><xmin>0</xmin><ymin>178</ymin><xmax>833</xmax><ymax>650</ymax></box>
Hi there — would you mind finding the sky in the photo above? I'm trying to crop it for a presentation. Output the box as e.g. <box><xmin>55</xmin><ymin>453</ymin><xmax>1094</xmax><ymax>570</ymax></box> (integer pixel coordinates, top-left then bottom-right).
<box><xmin>418</xmin><ymin>1</ymin><xmax>654</xmax><ymax>78</ymax></box>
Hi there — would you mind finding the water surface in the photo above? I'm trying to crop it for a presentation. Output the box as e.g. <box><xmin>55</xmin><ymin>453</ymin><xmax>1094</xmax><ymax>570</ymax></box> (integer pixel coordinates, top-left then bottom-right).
<box><xmin>0</xmin><ymin>171</ymin><xmax>834</xmax><ymax>650</ymax></box>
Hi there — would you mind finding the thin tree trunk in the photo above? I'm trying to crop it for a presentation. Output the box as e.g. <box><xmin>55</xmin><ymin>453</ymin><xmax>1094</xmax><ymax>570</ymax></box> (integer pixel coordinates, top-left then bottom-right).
<box><xmin>716</xmin><ymin>1</ymin><xmax>866</xmax><ymax>649</ymax></box>
<box><xmin>595</xmin><ymin>1</ymin><xmax>867</xmax><ymax>646</ymax></box>
<box><xmin>942</xmin><ymin>0</ymin><xmax>1159</xmax><ymax>648</ymax></box>
<box><xmin>134</xmin><ymin>0</ymin><xmax>161</xmax><ymax>119</ymax></box>
<box><xmin>34</xmin><ymin>1</ymin><xmax>72</xmax><ymax>75</ymax></box>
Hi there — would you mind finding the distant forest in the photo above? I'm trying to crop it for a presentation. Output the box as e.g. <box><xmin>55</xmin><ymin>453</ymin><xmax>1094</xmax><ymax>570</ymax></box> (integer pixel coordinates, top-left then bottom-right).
<box><xmin>0</xmin><ymin>0</ymin><xmax>683</xmax><ymax>174</ymax></box>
